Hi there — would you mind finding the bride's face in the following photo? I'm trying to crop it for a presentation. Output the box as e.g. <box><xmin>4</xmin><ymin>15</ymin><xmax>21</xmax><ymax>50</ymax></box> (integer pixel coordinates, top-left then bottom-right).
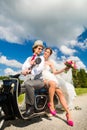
<box><xmin>44</xmin><ymin>49</ymin><xmax>51</xmax><ymax>59</ymax></box>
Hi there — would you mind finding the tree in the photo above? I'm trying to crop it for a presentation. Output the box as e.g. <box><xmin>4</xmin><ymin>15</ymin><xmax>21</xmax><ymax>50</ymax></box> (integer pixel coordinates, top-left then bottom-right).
<box><xmin>72</xmin><ymin>69</ymin><xmax>87</xmax><ymax>88</ymax></box>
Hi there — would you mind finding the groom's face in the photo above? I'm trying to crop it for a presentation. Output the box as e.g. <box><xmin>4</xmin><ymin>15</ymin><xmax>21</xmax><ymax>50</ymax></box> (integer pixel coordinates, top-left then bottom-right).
<box><xmin>34</xmin><ymin>45</ymin><xmax>43</xmax><ymax>55</ymax></box>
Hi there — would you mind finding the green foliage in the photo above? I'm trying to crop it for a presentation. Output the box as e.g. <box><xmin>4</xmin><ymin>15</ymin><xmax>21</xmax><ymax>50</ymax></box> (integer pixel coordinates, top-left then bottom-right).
<box><xmin>72</xmin><ymin>69</ymin><xmax>87</xmax><ymax>88</ymax></box>
<box><xmin>0</xmin><ymin>76</ymin><xmax>9</xmax><ymax>80</ymax></box>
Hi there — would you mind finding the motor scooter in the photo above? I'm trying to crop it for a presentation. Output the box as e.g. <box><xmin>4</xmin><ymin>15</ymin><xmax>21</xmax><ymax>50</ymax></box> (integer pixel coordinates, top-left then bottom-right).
<box><xmin>0</xmin><ymin>58</ymin><xmax>59</xmax><ymax>129</ymax></box>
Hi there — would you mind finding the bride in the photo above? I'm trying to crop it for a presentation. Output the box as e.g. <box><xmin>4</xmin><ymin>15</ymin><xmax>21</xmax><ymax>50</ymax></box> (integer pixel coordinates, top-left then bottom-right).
<box><xmin>42</xmin><ymin>47</ymin><xmax>76</xmax><ymax>110</ymax></box>
<box><xmin>42</xmin><ymin>47</ymin><xmax>75</xmax><ymax>126</ymax></box>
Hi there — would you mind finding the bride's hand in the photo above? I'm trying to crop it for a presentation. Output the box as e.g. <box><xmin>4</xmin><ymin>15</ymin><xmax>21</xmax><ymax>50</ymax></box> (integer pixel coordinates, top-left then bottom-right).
<box><xmin>65</xmin><ymin>66</ymin><xmax>70</xmax><ymax>71</ymax></box>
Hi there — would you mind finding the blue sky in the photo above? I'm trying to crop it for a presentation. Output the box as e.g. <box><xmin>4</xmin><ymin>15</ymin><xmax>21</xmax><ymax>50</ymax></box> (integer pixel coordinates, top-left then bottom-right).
<box><xmin>0</xmin><ymin>0</ymin><xmax>87</xmax><ymax>76</ymax></box>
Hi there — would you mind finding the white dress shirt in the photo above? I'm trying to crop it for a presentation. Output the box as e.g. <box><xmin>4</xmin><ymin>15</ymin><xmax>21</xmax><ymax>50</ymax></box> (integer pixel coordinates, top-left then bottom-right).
<box><xmin>22</xmin><ymin>55</ymin><xmax>45</xmax><ymax>79</ymax></box>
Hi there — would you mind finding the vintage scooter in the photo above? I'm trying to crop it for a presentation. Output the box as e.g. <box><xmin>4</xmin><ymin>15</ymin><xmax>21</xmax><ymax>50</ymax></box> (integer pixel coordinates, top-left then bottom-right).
<box><xmin>0</xmin><ymin>58</ymin><xmax>59</xmax><ymax>129</ymax></box>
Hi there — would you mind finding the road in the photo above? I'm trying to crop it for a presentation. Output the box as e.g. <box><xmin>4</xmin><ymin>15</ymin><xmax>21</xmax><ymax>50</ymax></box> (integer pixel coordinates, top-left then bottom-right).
<box><xmin>2</xmin><ymin>94</ymin><xmax>87</xmax><ymax>130</ymax></box>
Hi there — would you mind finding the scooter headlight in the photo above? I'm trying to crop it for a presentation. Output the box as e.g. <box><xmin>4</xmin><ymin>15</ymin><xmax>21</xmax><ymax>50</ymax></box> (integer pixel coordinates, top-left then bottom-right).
<box><xmin>11</xmin><ymin>83</ymin><xmax>15</xmax><ymax>88</ymax></box>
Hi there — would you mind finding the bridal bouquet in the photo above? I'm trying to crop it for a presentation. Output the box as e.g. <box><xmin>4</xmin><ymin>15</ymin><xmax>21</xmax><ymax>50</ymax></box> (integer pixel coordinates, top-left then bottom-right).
<box><xmin>64</xmin><ymin>60</ymin><xmax>77</xmax><ymax>70</ymax></box>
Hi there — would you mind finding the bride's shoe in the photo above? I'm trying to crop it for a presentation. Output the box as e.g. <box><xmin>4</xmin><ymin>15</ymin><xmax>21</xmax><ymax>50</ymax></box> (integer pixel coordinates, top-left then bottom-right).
<box><xmin>47</xmin><ymin>103</ymin><xmax>56</xmax><ymax>116</ymax></box>
<box><xmin>66</xmin><ymin>113</ymin><xmax>74</xmax><ymax>126</ymax></box>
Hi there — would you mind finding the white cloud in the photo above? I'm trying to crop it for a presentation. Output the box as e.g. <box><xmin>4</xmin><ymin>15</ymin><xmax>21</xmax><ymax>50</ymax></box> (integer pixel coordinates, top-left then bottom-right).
<box><xmin>0</xmin><ymin>25</ymin><xmax>25</xmax><ymax>44</ymax></box>
<box><xmin>77</xmin><ymin>41</ymin><xmax>87</xmax><ymax>49</ymax></box>
<box><xmin>0</xmin><ymin>55</ymin><xmax>22</xmax><ymax>68</ymax></box>
<box><xmin>60</xmin><ymin>45</ymin><xmax>76</xmax><ymax>55</ymax></box>
<box><xmin>4</xmin><ymin>68</ymin><xmax>17</xmax><ymax>75</ymax></box>
<box><xmin>68</xmin><ymin>39</ymin><xmax>87</xmax><ymax>49</ymax></box>
<box><xmin>68</xmin><ymin>40</ymin><xmax>77</xmax><ymax>47</ymax></box>
<box><xmin>0</xmin><ymin>0</ymin><xmax>87</xmax><ymax>46</ymax></box>
<box><xmin>4</xmin><ymin>68</ymin><xmax>21</xmax><ymax>76</ymax></box>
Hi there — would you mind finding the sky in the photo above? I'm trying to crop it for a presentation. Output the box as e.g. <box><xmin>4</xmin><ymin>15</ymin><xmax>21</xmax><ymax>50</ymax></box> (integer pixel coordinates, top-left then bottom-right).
<box><xmin>0</xmin><ymin>0</ymin><xmax>87</xmax><ymax>76</ymax></box>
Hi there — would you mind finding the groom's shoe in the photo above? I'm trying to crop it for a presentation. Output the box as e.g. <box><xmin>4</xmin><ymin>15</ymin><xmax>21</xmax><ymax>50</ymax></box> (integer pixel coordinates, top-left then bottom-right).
<box><xmin>23</xmin><ymin>105</ymin><xmax>34</xmax><ymax>117</ymax></box>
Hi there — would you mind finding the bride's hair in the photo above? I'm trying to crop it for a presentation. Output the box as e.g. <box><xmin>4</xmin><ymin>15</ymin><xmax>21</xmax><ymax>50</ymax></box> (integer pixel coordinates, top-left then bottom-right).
<box><xmin>45</xmin><ymin>47</ymin><xmax>53</xmax><ymax>55</ymax></box>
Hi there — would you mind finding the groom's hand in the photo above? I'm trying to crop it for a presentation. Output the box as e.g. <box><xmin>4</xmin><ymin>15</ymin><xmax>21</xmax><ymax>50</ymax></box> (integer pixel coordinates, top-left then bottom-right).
<box><xmin>30</xmin><ymin>60</ymin><xmax>36</xmax><ymax>66</ymax></box>
<box><xmin>22</xmin><ymin>69</ymin><xmax>31</xmax><ymax>76</ymax></box>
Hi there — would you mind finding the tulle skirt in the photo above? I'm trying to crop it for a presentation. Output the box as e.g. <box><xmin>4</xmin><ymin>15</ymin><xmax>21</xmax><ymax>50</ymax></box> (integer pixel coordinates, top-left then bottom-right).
<box><xmin>42</xmin><ymin>70</ymin><xmax>59</xmax><ymax>85</ymax></box>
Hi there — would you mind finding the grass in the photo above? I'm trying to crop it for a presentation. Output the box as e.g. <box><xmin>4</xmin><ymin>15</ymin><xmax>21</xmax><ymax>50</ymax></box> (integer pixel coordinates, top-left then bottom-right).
<box><xmin>75</xmin><ymin>88</ymin><xmax>87</xmax><ymax>95</ymax></box>
<box><xmin>18</xmin><ymin>94</ymin><xmax>25</xmax><ymax>104</ymax></box>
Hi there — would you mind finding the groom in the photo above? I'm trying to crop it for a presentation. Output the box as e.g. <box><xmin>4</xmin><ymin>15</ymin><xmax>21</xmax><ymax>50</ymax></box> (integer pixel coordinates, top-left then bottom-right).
<box><xmin>22</xmin><ymin>40</ymin><xmax>45</xmax><ymax>117</ymax></box>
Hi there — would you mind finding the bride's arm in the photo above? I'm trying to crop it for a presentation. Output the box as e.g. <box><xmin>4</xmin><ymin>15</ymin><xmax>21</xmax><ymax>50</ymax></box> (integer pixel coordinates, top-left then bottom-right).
<box><xmin>50</xmin><ymin>62</ymin><xmax>69</xmax><ymax>75</ymax></box>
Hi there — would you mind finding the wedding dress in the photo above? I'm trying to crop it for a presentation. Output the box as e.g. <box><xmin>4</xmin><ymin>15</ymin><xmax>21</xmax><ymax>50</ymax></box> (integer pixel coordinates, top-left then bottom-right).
<box><xmin>42</xmin><ymin>64</ymin><xmax>59</xmax><ymax>85</ymax></box>
<box><xmin>42</xmin><ymin>62</ymin><xmax>76</xmax><ymax>109</ymax></box>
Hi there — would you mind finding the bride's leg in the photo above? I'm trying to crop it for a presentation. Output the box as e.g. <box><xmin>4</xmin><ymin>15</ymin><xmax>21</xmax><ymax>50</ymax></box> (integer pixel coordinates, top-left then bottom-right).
<box><xmin>55</xmin><ymin>88</ymin><xmax>68</xmax><ymax>111</ymax></box>
<box><xmin>48</xmin><ymin>81</ymin><xmax>56</xmax><ymax>111</ymax></box>
<box><xmin>55</xmin><ymin>88</ymin><xmax>73</xmax><ymax>122</ymax></box>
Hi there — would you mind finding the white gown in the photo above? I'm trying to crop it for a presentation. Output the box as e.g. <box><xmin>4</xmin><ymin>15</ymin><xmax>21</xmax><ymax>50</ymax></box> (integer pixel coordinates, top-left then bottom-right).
<box><xmin>42</xmin><ymin>63</ymin><xmax>76</xmax><ymax>109</ymax></box>
<box><xmin>42</xmin><ymin>64</ymin><xmax>59</xmax><ymax>85</ymax></box>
